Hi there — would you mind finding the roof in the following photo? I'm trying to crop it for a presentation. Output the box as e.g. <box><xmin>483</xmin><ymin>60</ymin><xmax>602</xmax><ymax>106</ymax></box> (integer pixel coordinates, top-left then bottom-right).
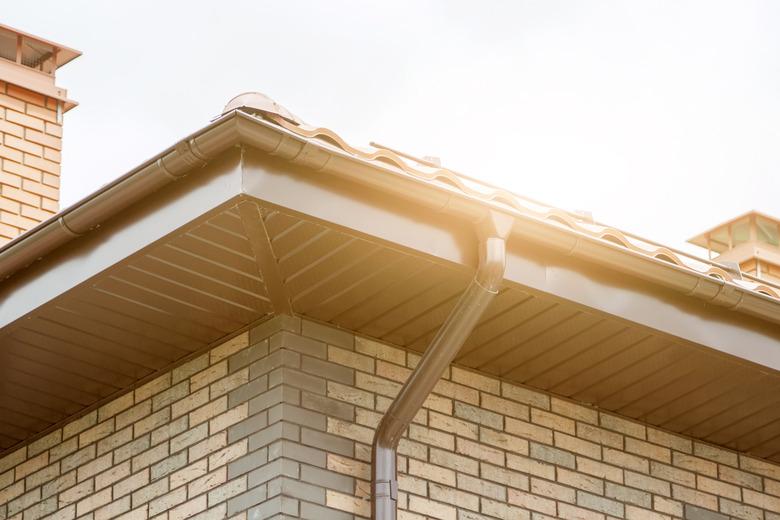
<box><xmin>688</xmin><ymin>209</ymin><xmax>780</xmax><ymax>249</ymax></box>
<box><xmin>0</xmin><ymin>22</ymin><xmax>82</xmax><ymax>68</ymax></box>
<box><xmin>264</xmin><ymin>111</ymin><xmax>780</xmax><ymax>303</ymax></box>
<box><xmin>3</xmin><ymin>94</ymin><xmax>780</xmax><ymax>459</ymax></box>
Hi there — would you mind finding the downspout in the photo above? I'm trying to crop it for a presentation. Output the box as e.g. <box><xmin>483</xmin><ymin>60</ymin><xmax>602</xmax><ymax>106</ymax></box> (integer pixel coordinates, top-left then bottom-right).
<box><xmin>371</xmin><ymin>210</ymin><xmax>513</xmax><ymax>520</ymax></box>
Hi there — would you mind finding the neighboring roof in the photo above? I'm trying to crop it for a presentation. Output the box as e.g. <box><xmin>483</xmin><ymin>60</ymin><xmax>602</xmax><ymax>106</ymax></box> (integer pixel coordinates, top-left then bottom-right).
<box><xmin>688</xmin><ymin>209</ymin><xmax>780</xmax><ymax>249</ymax></box>
<box><xmin>0</xmin><ymin>22</ymin><xmax>82</xmax><ymax>68</ymax></box>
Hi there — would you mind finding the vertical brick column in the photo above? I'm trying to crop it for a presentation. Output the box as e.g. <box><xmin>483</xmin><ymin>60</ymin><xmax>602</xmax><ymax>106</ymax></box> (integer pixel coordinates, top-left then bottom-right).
<box><xmin>0</xmin><ymin>81</ymin><xmax>62</xmax><ymax>244</ymax></box>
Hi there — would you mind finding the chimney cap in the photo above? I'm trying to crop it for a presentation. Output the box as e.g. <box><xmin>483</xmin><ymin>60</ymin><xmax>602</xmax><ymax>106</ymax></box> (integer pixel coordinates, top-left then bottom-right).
<box><xmin>0</xmin><ymin>22</ymin><xmax>81</xmax><ymax>69</ymax></box>
<box><xmin>222</xmin><ymin>92</ymin><xmax>303</xmax><ymax>125</ymax></box>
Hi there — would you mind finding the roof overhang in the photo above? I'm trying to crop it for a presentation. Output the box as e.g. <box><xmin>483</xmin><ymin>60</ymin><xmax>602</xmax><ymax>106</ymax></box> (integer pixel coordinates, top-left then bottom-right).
<box><xmin>3</xmin><ymin>110</ymin><xmax>780</xmax><ymax>460</ymax></box>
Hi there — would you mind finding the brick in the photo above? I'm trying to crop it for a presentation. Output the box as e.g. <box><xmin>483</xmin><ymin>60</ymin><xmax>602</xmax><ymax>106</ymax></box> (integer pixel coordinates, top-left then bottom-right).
<box><xmin>558</xmin><ymin>467</ymin><xmax>604</xmax><ymax>494</ymax></box>
<box><xmin>79</xmin><ymin>420</ymin><xmax>115</xmax><ymax>447</ymax></box>
<box><xmin>135</xmin><ymin>374</ymin><xmax>171</xmax><ymax>403</ymax></box>
<box><xmin>326</xmin><ymin>490</ymin><xmax>369</xmax><ymax>517</ymax></box>
<box><xmin>625</xmin><ymin>437</ymin><xmax>670</xmax><ymax>463</ymax></box>
<box><xmin>505</xmin><ymin>454</ymin><xmax>555</xmax><ymax>480</ymax></box>
<box><xmin>433</xmin><ymin>379</ymin><xmax>479</xmax><ymax>405</ymax></box>
<box><xmin>673</xmin><ymin>484</ymin><xmax>718</xmax><ymax>510</ymax></box>
<box><xmin>14</xmin><ymin>451</ymin><xmax>48</xmax><ymax>479</ymax></box>
<box><xmin>327</xmin><ymin>345</ymin><xmax>374</xmax><ymax>373</ymax></box>
<box><xmin>577</xmin><ymin>457</ymin><xmax>623</xmax><ymax>483</ymax></box>
<box><xmin>408</xmin><ymin>459</ymin><xmax>455</xmax><ymax>486</ymax></box>
<box><xmin>430</xmin><ymin>411</ymin><xmax>478</xmax><ymax>440</ymax></box>
<box><xmin>301</xmin><ymin>356</ymin><xmax>354</xmax><ymax>386</ymax></box>
<box><xmin>115</xmin><ymin>435</ymin><xmax>151</xmax><ymax>463</ymax></box>
<box><xmin>604</xmin><ymin>447</ymin><xmax>648</xmax><ymax>472</ymax></box>
<box><xmin>430</xmin><ymin>483</ymin><xmax>479</xmax><ymax>512</ymax></box>
<box><xmin>211</xmin><ymin>369</ymin><xmax>249</xmax><ymax>399</ymax></box>
<box><xmin>95</xmin><ymin>496</ymin><xmax>131</xmax><ymax>520</ymax></box>
<box><xmin>600</xmin><ymin>413</ymin><xmax>646</xmax><ymax>439</ymax></box>
<box><xmin>210</xmin><ymin>332</ymin><xmax>249</xmax><ymax>363</ymax></box>
<box><xmin>113</xmin><ymin>468</ymin><xmax>149</xmax><ymax>498</ymax></box>
<box><xmin>355</xmin><ymin>336</ymin><xmax>405</xmax><ymax>365</ymax></box>
<box><xmin>457</xmin><ymin>437</ymin><xmax>503</xmax><ymax>466</ymax></box>
<box><xmin>151</xmin><ymin>451</ymin><xmax>187</xmax><ymax>480</ymax></box>
<box><xmin>375</xmin><ymin>361</ymin><xmax>410</xmax><ymax>385</ymax></box>
<box><xmin>409</xmin><ymin>495</ymin><xmax>456</xmax><ymax>520</ymax></box>
<box><xmin>132</xmin><ymin>479</ymin><xmax>169</xmax><ymax>508</ymax></box>
<box><xmin>556</xmin><ymin>432</ymin><xmax>601</xmax><ymax>459</ymax></box>
<box><xmin>684</xmin><ymin>504</ymin><xmax>728</xmax><ymax>520</ymax></box>
<box><xmin>135</xmin><ymin>408</ymin><xmax>171</xmax><ymax>437</ymax></box>
<box><xmin>77</xmin><ymin>453</ymin><xmax>112</xmax><ymax>482</ymax></box>
<box><xmin>605</xmin><ymin>482</ymin><xmax>651</xmax><ymax>508</ymax></box>
<box><xmin>170</xmin><ymin>459</ymin><xmax>208</xmax><ymax>489</ymax></box>
<box><xmin>531</xmin><ymin>408</ymin><xmax>574</xmax><ymax>434</ymax></box>
<box><xmin>454</xmin><ymin>402</ymin><xmax>503</xmax><ymax>430</ymax></box>
<box><xmin>720</xmin><ymin>498</ymin><xmax>763</xmax><ymax>520</ymax></box>
<box><xmin>61</xmin><ymin>445</ymin><xmax>95</xmax><ymax>472</ymax></box>
<box><xmin>302</xmin><ymin>319</ymin><xmax>354</xmax><ymax>349</ymax></box>
<box><xmin>116</xmin><ymin>401</ymin><xmax>152</xmax><ymax>430</ymax></box>
<box><xmin>23</xmin><ymin>154</ymin><xmax>59</xmax><ymax>175</ymax></box>
<box><xmin>697</xmin><ymin>475</ymin><xmax>740</xmax><ymax>500</ymax></box>
<box><xmin>650</xmin><ymin>461</ymin><xmax>694</xmax><ymax>486</ymax></box>
<box><xmin>625</xmin><ymin>470</ymin><xmax>670</xmax><ymax>496</ymax></box>
<box><xmin>741</xmin><ymin>455</ymin><xmax>780</xmax><ymax>480</ymax></box>
<box><xmin>672</xmin><ymin>451</ymin><xmax>717</xmax><ymax>477</ymax></box>
<box><xmin>744</xmin><ymin>489</ymin><xmax>780</xmax><ymax>513</ymax></box>
<box><xmin>148</xmin><ymin>487</ymin><xmax>187</xmax><ymax>516</ymax></box>
<box><xmin>7</xmin><ymin>84</ymin><xmax>45</xmax><ymax>105</ymax></box>
<box><xmin>648</xmin><ymin>428</ymin><xmax>691</xmax><ymax>453</ymax></box>
<box><xmin>431</xmin><ymin>447</ymin><xmax>478</xmax><ymax>476</ymax></box>
<box><xmin>481</xmin><ymin>497</ymin><xmax>530</xmax><ymax>520</ymax></box>
<box><xmin>3</xmin><ymin>157</ymin><xmax>42</xmax><ymax>180</ymax></box>
<box><xmin>531</xmin><ymin>477</ymin><xmax>576</xmax><ymax>503</ymax></box>
<box><xmin>551</xmin><ymin>397</ymin><xmax>597</xmax><ymax>424</ymax></box>
<box><xmin>152</xmin><ymin>381</ymin><xmax>189</xmax><ymax>411</ymax></box>
<box><xmin>653</xmin><ymin>496</ymin><xmax>683</xmax><ymax>516</ymax></box>
<box><xmin>132</xmin><ymin>443</ymin><xmax>169</xmax><ymax>473</ymax></box>
<box><xmin>451</xmin><ymin>366</ymin><xmax>499</xmax><ymax>394</ymax></box>
<box><xmin>508</xmin><ymin>489</ymin><xmax>555</xmax><ymax>515</ymax></box>
<box><xmin>95</xmin><ymin>461</ymin><xmax>132</xmax><ymax>491</ymax></box>
<box><xmin>208</xmin><ymin>478</ymin><xmax>247</xmax><ymax>506</ymax></box>
<box><xmin>76</xmin><ymin>488</ymin><xmax>112</xmax><ymax>516</ymax></box>
<box><xmin>530</xmin><ymin>442</ymin><xmax>575</xmax><ymax>468</ymax></box>
<box><xmin>43</xmin><ymin>471</ymin><xmax>76</xmax><ymax>499</ymax></box>
<box><xmin>577</xmin><ymin>490</ymin><xmax>624</xmax><ymax>517</ymax></box>
<box><xmin>694</xmin><ymin>442</ymin><xmax>738</xmax><ymax>467</ymax></box>
<box><xmin>5</xmin><ymin>133</ymin><xmax>42</xmax><ymax>155</ymax></box>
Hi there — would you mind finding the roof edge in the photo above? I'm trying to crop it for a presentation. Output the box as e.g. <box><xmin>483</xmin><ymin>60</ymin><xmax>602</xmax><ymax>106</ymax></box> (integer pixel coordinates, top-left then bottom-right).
<box><xmin>2</xmin><ymin>109</ymin><xmax>779</xmax><ymax>328</ymax></box>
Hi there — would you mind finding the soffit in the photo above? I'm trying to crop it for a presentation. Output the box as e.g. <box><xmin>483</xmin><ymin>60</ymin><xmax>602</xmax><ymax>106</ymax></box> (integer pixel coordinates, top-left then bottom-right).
<box><xmin>4</xmin><ymin>194</ymin><xmax>780</xmax><ymax>462</ymax></box>
<box><xmin>0</xmin><ymin>203</ymin><xmax>273</xmax><ymax>450</ymax></box>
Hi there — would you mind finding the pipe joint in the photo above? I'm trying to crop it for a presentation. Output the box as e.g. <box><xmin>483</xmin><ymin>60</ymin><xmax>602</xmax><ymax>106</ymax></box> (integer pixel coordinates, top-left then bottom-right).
<box><xmin>371</xmin><ymin>209</ymin><xmax>511</xmax><ymax>520</ymax></box>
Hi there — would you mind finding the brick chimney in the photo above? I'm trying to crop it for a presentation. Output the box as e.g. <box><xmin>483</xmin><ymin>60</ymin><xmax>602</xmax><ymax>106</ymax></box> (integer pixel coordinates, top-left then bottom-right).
<box><xmin>0</xmin><ymin>23</ymin><xmax>80</xmax><ymax>245</ymax></box>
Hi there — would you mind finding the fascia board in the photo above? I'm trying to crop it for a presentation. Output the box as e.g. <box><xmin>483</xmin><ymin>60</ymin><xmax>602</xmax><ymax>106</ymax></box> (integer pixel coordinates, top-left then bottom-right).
<box><xmin>0</xmin><ymin>151</ymin><xmax>244</xmax><ymax>329</ymax></box>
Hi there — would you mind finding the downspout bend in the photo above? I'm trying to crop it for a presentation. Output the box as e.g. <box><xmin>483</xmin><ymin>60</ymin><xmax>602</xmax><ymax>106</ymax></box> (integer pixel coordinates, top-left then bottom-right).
<box><xmin>371</xmin><ymin>210</ymin><xmax>513</xmax><ymax>520</ymax></box>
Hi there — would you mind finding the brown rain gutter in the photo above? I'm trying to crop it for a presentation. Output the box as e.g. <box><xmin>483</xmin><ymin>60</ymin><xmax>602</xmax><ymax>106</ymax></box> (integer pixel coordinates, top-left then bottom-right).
<box><xmin>371</xmin><ymin>210</ymin><xmax>513</xmax><ymax>520</ymax></box>
<box><xmin>2</xmin><ymin>107</ymin><xmax>779</xmax><ymax>326</ymax></box>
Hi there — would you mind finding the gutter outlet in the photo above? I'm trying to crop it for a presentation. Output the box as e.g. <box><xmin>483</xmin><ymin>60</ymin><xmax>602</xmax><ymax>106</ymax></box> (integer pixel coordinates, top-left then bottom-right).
<box><xmin>371</xmin><ymin>210</ymin><xmax>513</xmax><ymax>520</ymax></box>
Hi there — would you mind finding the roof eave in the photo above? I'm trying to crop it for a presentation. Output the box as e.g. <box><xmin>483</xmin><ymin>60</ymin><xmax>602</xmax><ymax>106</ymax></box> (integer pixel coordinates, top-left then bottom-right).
<box><xmin>2</xmin><ymin>110</ymin><xmax>779</xmax><ymax>327</ymax></box>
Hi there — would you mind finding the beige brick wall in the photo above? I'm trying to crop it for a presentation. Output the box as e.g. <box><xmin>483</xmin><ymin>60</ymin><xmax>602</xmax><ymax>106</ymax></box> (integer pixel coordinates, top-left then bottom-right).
<box><xmin>0</xmin><ymin>81</ymin><xmax>62</xmax><ymax>244</ymax></box>
<box><xmin>3</xmin><ymin>316</ymin><xmax>780</xmax><ymax>520</ymax></box>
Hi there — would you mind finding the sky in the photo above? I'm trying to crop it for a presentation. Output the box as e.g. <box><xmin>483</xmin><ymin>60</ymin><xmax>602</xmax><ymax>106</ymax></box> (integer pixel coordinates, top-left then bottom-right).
<box><xmin>5</xmin><ymin>1</ymin><xmax>780</xmax><ymax>256</ymax></box>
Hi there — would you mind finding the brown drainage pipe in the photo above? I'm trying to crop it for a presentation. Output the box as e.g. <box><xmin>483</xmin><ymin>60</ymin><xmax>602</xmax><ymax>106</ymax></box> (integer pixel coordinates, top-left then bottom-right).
<box><xmin>371</xmin><ymin>210</ymin><xmax>513</xmax><ymax>520</ymax></box>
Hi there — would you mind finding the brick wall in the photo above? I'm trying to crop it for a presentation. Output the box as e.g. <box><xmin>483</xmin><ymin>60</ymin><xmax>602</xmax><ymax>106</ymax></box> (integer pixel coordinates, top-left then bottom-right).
<box><xmin>0</xmin><ymin>80</ymin><xmax>62</xmax><ymax>244</ymax></box>
<box><xmin>3</xmin><ymin>316</ymin><xmax>780</xmax><ymax>520</ymax></box>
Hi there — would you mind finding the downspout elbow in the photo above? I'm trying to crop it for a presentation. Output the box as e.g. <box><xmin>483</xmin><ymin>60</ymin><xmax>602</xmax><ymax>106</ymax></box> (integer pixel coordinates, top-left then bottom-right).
<box><xmin>371</xmin><ymin>210</ymin><xmax>513</xmax><ymax>520</ymax></box>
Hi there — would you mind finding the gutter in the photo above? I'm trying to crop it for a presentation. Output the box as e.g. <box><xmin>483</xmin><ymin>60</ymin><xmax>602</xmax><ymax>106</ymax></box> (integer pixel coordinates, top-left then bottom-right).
<box><xmin>2</xmin><ymin>109</ymin><xmax>779</xmax><ymax>325</ymax></box>
<box><xmin>371</xmin><ymin>210</ymin><xmax>513</xmax><ymax>520</ymax></box>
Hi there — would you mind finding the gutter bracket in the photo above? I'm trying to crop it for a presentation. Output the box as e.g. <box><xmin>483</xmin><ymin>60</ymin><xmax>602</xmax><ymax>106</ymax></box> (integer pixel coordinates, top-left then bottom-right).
<box><xmin>371</xmin><ymin>209</ymin><xmax>512</xmax><ymax>520</ymax></box>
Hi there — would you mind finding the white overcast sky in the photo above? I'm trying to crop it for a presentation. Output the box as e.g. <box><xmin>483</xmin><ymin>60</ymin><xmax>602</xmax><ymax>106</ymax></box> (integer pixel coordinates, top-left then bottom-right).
<box><xmin>6</xmin><ymin>1</ymin><xmax>780</xmax><ymax>255</ymax></box>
